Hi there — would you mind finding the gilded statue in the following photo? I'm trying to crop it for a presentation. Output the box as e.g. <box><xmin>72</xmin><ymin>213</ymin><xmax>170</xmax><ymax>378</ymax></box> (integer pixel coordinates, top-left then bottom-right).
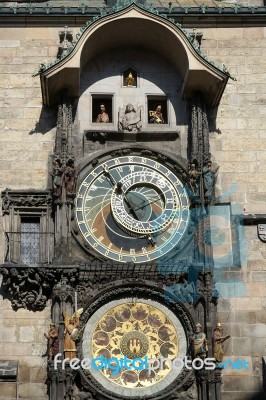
<box><xmin>126</xmin><ymin>72</ymin><xmax>135</xmax><ymax>87</ymax></box>
<box><xmin>212</xmin><ymin>323</ymin><xmax>230</xmax><ymax>363</ymax></box>
<box><xmin>63</xmin><ymin>308</ymin><xmax>83</xmax><ymax>359</ymax></box>
<box><xmin>149</xmin><ymin>104</ymin><xmax>164</xmax><ymax>124</ymax></box>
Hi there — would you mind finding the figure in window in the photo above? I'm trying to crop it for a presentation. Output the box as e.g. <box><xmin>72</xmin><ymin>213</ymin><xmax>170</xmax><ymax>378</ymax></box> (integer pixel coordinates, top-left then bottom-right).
<box><xmin>126</xmin><ymin>72</ymin><xmax>135</xmax><ymax>87</ymax></box>
<box><xmin>96</xmin><ymin>104</ymin><xmax>110</xmax><ymax>123</ymax></box>
<box><xmin>149</xmin><ymin>104</ymin><xmax>164</xmax><ymax>124</ymax></box>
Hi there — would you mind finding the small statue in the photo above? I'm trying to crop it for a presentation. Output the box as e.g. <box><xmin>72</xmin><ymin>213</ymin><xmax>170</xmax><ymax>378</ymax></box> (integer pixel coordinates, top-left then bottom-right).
<box><xmin>96</xmin><ymin>104</ymin><xmax>110</xmax><ymax>123</ymax></box>
<box><xmin>119</xmin><ymin>103</ymin><xmax>142</xmax><ymax>132</ymax></box>
<box><xmin>172</xmin><ymin>277</ymin><xmax>195</xmax><ymax>303</ymax></box>
<box><xmin>64</xmin><ymin>159</ymin><xmax>76</xmax><ymax>196</ymax></box>
<box><xmin>203</xmin><ymin>161</ymin><xmax>219</xmax><ymax>203</ymax></box>
<box><xmin>44</xmin><ymin>322</ymin><xmax>59</xmax><ymax>361</ymax></box>
<box><xmin>126</xmin><ymin>72</ymin><xmax>135</xmax><ymax>87</ymax></box>
<box><xmin>188</xmin><ymin>163</ymin><xmax>201</xmax><ymax>195</ymax></box>
<box><xmin>53</xmin><ymin>159</ymin><xmax>63</xmax><ymax>197</ymax></box>
<box><xmin>63</xmin><ymin>308</ymin><xmax>83</xmax><ymax>360</ymax></box>
<box><xmin>68</xmin><ymin>384</ymin><xmax>94</xmax><ymax>400</ymax></box>
<box><xmin>212</xmin><ymin>323</ymin><xmax>230</xmax><ymax>363</ymax></box>
<box><xmin>149</xmin><ymin>104</ymin><xmax>164</xmax><ymax>124</ymax></box>
<box><xmin>192</xmin><ymin>323</ymin><xmax>208</xmax><ymax>359</ymax></box>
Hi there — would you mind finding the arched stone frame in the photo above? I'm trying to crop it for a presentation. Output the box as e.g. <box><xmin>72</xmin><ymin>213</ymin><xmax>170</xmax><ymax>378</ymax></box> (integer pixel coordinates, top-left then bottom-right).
<box><xmin>39</xmin><ymin>3</ymin><xmax>229</xmax><ymax>108</ymax></box>
<box><xmin>76</xmin><ymin>282</ymin><xmax>196</xmax><ymax>400</ymax></box>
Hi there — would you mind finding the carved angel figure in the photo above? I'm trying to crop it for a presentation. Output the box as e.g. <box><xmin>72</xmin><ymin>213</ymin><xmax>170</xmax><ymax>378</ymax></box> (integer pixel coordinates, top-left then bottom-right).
<box><xmin>118</xmin><ymin>103</ymin><xmax>142</xmax><ymax>132</ymax></box>
<box><xmin>63</xmin><ymin>308</ymin><xmax>83</xmax><ymax>359</ymax></box>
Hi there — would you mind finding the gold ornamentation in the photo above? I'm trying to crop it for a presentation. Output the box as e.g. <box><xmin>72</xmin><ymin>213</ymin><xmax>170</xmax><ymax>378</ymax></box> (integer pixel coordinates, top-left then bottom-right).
<box><xmin>120</xmin><ymin>330</ymin><xmax>149</xmax><ymax>359</ymax></box>
<box><xmin>91</xmin><ymin>302</ymin><xmax>179</xmax><ymax>388</ymax></box>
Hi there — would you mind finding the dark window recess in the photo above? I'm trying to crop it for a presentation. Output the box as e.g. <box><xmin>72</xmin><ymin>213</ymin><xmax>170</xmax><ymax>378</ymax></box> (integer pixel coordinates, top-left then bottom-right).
<box><xmin>20</xmin><ymin>217</ymin><xmax>40</xmax><ymax>264</ymax></box>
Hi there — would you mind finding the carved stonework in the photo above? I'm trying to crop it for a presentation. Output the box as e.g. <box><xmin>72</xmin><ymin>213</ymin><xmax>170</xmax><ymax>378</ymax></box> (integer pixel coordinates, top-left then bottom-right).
<box><xmin>188</xmin><ymin>94</ymin><xmax>219</xmax><ymax>206</ymax></box>
<box><xmin>58</xmin><ymin>26</ymin><xmax>73</xmax><ymax>59</ymax></box>
<box><xmin>118</xmin><ymin>103</ymin><xmax>143</xmax><ymax>132</ymax></box>
<box><xmin>1</xmin><ymin>189</ymin><xmax>52</xmax><ymax>215</ymax></box>
<box><xmin>198</xmin><ymin>271</ymin><xmax>218</xmax><ymax>305</ymax></box>
<box><xmin>52</xmin><ymin>102</ymin><xmax>76</xmax><ymax>205</ymax></box>
<box><xmin>0</xmin><ymin>267</ymin><xmax>78</xmax><ymax>311</ymax></box>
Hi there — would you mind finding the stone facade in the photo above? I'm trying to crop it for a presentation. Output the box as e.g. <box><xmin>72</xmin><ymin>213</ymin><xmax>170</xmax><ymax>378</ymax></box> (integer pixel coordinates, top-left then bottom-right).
<box><xmin>0</xmin><ymin>2</ymin><xmax>266</xmax><ymax>400</ymax></box>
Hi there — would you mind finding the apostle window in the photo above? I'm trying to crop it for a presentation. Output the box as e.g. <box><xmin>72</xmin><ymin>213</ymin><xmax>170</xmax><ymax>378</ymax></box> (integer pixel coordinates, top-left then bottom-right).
<box><xmin>147</xmin><ymin>96</ymin><xmax>168</xmax><ymax>124</ymax></box>
<box><xmin>92</xmin><ymin>96</ymin><xmax>113</xmax><ymax>123</ymax></box>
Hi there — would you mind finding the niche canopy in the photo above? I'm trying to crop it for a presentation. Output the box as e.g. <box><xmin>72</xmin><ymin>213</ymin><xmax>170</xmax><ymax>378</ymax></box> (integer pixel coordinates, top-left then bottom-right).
<box><xmin>39</xmin><ymin>3</ymin><xmax>229</xmax><ymax>107</ymax></box>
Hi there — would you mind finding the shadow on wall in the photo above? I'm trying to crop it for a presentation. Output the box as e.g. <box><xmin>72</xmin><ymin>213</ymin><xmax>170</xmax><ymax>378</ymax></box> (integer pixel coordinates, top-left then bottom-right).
<box><xmin>247</xmin><ymin>394</ymin><xmax>266</xmax><ymax>400</ymax></box>
<box><xmin>29</xmin><ymin>105</ymin><xmax>58</xmax><ymax>135</ymax></box>
<box><xmin>208</xmin><ymin>106</ymin><xmax>221</xmax><ymax>135</ymax></box>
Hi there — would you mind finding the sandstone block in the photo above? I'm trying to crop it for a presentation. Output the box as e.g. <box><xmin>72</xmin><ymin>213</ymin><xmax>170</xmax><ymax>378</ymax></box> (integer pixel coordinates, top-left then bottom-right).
<box><xmin>240</xmin><ymin>323</ymin><xmax>266</xmax><ymax>338</ymax></box>
<box><xmin>0</xmin><ymin>382</ymin><xmax>17</xmax><ymax>398</ymax></box>
<box><xmin>19</xmin><ymin>326</ymin><xmax>35</xmax><ymax>343</ymax></box>
<box><xmin>232</xmin><ymin>338</ymin><xmax>265</xmax><ymax>357</ymax></box>
<box><xmin>18</xmin><ymin>383</ymin><xmax>47</xmax><ymax>399</ymax></box>
<box><xmin>235</xmin><ymin>297</ymin><xmax>262</xmax><ymax>311</ymax></box>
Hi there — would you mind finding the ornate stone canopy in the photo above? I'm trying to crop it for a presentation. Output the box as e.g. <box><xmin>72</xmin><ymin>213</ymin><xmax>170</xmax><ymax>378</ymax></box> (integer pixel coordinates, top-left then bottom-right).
<box><xmin>39</xmin><ymin>3</ymin><xmax>229</xmax><ymax>107</ymax></box>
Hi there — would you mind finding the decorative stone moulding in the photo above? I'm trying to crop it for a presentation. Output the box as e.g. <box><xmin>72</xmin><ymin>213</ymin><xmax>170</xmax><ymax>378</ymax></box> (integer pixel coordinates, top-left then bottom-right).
<box><xmin>37</xmin><ymin>2</ymin><xmax>230</xmax><ymax>108</ymax></box>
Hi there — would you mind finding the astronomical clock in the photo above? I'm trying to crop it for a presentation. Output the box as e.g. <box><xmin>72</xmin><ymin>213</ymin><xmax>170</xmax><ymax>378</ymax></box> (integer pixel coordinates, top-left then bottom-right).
<box><xmin>69</xmin><ymin>147</ymin><xmax>197</xmax><ymax>399</ymax></box>
<box><xmin>0</xmin><ymin>3</ymin><xmax>226</xmax><ymax>400</ymax></box>
<box><xmin>74</xmin><ymin>149</ymin><xmax>190</xmax><ymax>264</ymax></box>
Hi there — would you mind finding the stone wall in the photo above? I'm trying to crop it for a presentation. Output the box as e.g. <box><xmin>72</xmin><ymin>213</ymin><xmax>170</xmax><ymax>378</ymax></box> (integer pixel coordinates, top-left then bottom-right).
<box><xmin>201</xmin><ymin>26</ymin><xmax>266</xmax><ymax>399</ymax></box>
<box><xmin>0</xmin><ymin>19</ymin><xmax>265</xmax><ymax>400</ymax></box>
<box><xmin>0</xmin><ymin>297</ymin><xmax>51</xmax><ymax>400</ymax></box>
<box><xmin>0</xmin><ymin>27</ymin><xmax>62</xmax><ymax>400</ymax></box>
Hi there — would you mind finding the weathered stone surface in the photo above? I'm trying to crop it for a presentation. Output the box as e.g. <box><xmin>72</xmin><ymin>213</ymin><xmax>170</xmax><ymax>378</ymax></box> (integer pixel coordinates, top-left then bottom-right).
<box><xmin>0</xmin><ymin>11</ymin><xmax>265</xmax><ymax>400</ymax></box>
<box><xmin>18</xmin><ymin>383</ymin><xmax>47</xmax><ymax>399</ymax></box>
<box><xmin>0</xmin><ymin>382</ymin><xmax>17</xmax><ymax>398</ymax></box>
<box><xmin>232</xmin><ymin>338</ymin><xmax>265</xmax><ymax>357</ymax></box>
<box><xmin>222</xmin><ymin>375</ymin><xmax>263</xmax><ymax>392</ymax></box>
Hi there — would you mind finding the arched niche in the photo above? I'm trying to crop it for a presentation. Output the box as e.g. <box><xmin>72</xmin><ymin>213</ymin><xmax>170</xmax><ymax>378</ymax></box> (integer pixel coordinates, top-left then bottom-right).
<box><xmin>40</xmin><ymin>3</ymin><xmax>228</xmax><ymax>108</ymax></box>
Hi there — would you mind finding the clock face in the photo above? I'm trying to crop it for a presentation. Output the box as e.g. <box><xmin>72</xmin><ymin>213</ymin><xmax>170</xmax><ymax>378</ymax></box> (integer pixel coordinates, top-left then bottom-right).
<box><xmin>82</xmin><ymin>298</ymin><xmax>187</xmax><ymax>398</ymax></box>
<box><xmin>75</xmin><ymin>154</ymin><xmax>189</xmax><ymax>263</ymax></box>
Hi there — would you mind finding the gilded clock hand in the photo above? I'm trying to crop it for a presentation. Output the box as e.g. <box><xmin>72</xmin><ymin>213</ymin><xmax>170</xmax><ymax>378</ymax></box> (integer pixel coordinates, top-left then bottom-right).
<box><xmin>103</xmin><ymin>165</ymin><xmax>116</xmax><ymax>186</ymax></box>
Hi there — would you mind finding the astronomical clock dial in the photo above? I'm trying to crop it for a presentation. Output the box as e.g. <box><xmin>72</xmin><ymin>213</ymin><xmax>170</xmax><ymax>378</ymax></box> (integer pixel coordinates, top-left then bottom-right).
<box><xmin>75</xmin><ymin>154</ymin><xmax>190</xmax><ymax>263</ymax></box>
